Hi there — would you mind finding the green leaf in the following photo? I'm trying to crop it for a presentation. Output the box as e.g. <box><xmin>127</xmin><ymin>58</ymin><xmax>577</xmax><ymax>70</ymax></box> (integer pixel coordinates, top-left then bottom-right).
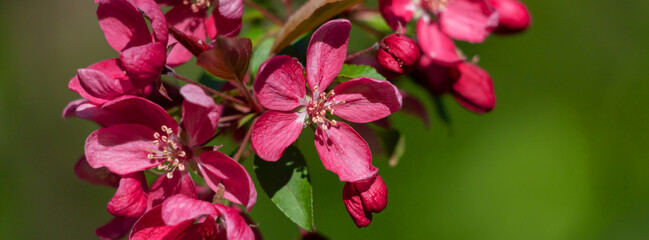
<box><xmin>371</xmin><ymin>126</ymin><xmax>406</xmax><ymax>167</ymax></box>
<box><xmin>271</xmin><ymin>0</ymin><xmax>364</xmax><ymax>53</ymax></box>
<box><xmin>254</xmin><ymin>146</ymin><xmax>314</xmax><ymax>231</ymax></box>
<box><xmin>250</xmin><ymin>38</ymin><xmax>275</xmax><ymax>77</ymax></box>
<box><xmin>336</xmin><ymin>63</ymin><xmax>386</xmax><ymax>82</ymax></box>
<box><xmin>433</xmin><ymin>95</ymin><xmax>452</xmax><ymax>127</ymax></box>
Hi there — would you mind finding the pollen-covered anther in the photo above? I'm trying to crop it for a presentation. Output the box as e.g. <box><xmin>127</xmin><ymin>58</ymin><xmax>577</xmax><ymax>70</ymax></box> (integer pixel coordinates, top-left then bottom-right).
<box><xmin>306</xmin><ymin>89</ymin><xmax>346</xmax><ymax>130</ymax></box>
<box><xmin>147</xmin><ymin>125</ymin><xmax>188</xmax><ymax>178</ymax></box>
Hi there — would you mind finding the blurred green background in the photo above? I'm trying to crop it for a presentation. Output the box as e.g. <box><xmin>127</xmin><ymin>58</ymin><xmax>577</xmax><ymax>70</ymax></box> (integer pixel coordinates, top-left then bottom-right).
<box><xmin>2</xmin><ymin>0</ymin><xmax>649</xmax><ymax>239</ymax></box>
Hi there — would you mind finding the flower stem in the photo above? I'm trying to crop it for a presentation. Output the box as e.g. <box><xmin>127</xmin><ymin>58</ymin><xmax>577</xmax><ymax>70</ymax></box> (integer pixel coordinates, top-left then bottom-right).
<box><xmin>243</xmin><ymin>0</ymin><xmax>285</xmax><ymax>25</ymax></box>
<box><xmin>234</xmin><ymin>117</ymin><xmax>258</xmax><ymax>162</ymax></box>
<box><xmin>345</xmin><ymin>43</ymin><xmax>379</xmax><ymax>61</ymax></box>
<box><xmin>165</xmin><ymin>69</ymin><xmax>248</xmax><ymax>107</ymax></box>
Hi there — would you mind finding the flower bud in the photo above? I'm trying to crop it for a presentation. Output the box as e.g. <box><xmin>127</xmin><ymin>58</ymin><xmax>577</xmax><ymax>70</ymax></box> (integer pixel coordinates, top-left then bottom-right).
<box><xmin>488</xmin><ymin>0</ymin><xmax>531</xmax><ymax>34</ymax></box>
<box><xmin>450</xmin><ymin>62</ymin><xmax>496</xmax><ymax>113</ymax></box>
<box><xmin>377</xmin><ymin>33</ymin><xmax>420</xmax><ymax>76</ymax></box>
<box><xmin>342</xmin><ymin>175</ymin><xmax>388</xmax><ymax>228</ymax></box>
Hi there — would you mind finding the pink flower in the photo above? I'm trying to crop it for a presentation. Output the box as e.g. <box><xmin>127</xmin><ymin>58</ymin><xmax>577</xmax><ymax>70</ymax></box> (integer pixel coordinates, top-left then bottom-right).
<box><xmin>158</xmin><ymin>0</ymin><xmax>243</xmax><ymax>67</ymax></box>
<box><xmin>84</xmin><ymin>84</ymin><xmax>257</xmax><ymax>210</ymax></box>
<box><xmin>416</xmin><ymin>55</ymin><xmax>496</xmax><ymax>113</ymax></box>
<box><xmin>130</xmin><ymin>195</ymin><xmax>255</xmax><ymax>240</ymax></box>
<box><xmin>69</xmin><ymin>0</ymin><xmax>169</xmax><ymax>105</ymax></box>
<box><xmin>250</xmin><ymin>19</ymin><xmax>402</xmax><ymax>182</ymax></box>
<box><xmin>488</xmin><ymin>0</ymin><xmax>531</xmax><ymax>34</ymax></box>
<box><xmin>379</xmin><ymin>0</ymin><xmax>498</xmax><ymax>64</ymax></box>
<box><xmin>343</xmin><ymin>175</ymin><xmax>388</xmax><ymax>227</ymax></box>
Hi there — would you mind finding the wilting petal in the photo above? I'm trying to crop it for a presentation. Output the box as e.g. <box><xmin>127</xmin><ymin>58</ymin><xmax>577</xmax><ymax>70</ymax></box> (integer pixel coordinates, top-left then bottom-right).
<box><xmin>306</xmin><ymin>19</ymin><xmax>351</xmax><ymax>92</ymax></box>
<box><xmin>130</xmin><ymin>205</ymin><xmax>192</xmax><ymax>240</ymax></box>
<box><xmin>69</xmin><ymin>58</ymin><xmax>129</xmax><ymax>104</ymax></box>
<box><xmin>416</xmin><ymin>17</ymin><xmax>464</xmax><ymax>65</ymax></box>
<box><xmin>166</xmin><ymin>5</ymin><xmax>207</xmax><ymax>67</ymax></box>
<box><xmin>148</xmin><ymin>170</ymin><xmax>197</xmax><ymax>208</ymax></box>
<box><xmin>100</xmin><ymin>95</ymin><xmax>179</xmax><ymax>129</ymax></box>
<box><xmin>74</xmin><ymin>156</ymin><xmax>120</xmax><ymax>187</ymax></box>
<box><xmin>213</xmin><ymin>204</ymin><xmax>255</xmax><ymax>240</ymax></box>
<box><xmin>440</xmin><ymin>0</ymin><xmax>499</xmax><ymax>43</ymax></box>
<box><xmin>206</xmin><ymin>0</ymin><xmax>243</xmax><ymax>38</ymax></box>
<box><xmin>96</xmin><ymin>216</ymin><xmax>138</xmax><ymax>240</ymax></box>
<box><xmin>251</xmin><ymin>111</ymin><xmax>306</xmax><ymax>161</ymax></box>
<box><xmin>107</xmin><ymin>172</ymin><xmax>148</xmax><ymax>217</ymax></box>
<box><xmin>118</xmin><ymin>42</ymin><xmax>166</xmax><ymax>89</ymax></box>
<box><xmin>180</xmin><ymin>84</ymin><xmax>221</xmax><ymax>146</ymax></box>
<box><xmin>451</xmin><ymin>62</ymin><xmax>496</xmax><ymax>113</ymax></box>
<box><xmin>129</xmin><ymin>0</ymin><xmax>169</xmax><ymax>45</ymax></box>
<box><xmin>162</xmin><ymin>194</ymin><xmax>217</xmax><ymax>226</ymax></box>
<box><xmin>378</xmin><ymin>0</ymin><xmax>416</xmax><ymax>31</ymax></box>
<box><xmin>314</xmin><ymin>122</ymin><xmax>378</xmax><ymax>182</ymax></box>
<box><xmin>96</xmin><ymin>0</ymin><xmax>151</xmax><ymax>52</ymax></box>
<box><xmin>85</xmin><ymin>124</ymin><xmax>158</xmax><ymax>175</ymax></box>
<box><xmin>343</xmin><ymin>182</ymin><xmax>372</xmax><ymax>227</ymax></box>
<box><xmin>254</xmin><ymin>55</ymin><xmax>307</xmax><ymax>111</ymax></box>
<box><xmin>332</xmin><ymin>78</ymin><xmax>402</xmax><ymax>123</ymax></box>
<box><xmin>197</xmin><ymin>151</ymin><xmax>257</xmax><ymax>211</ymax></box>
<box><xmin>415</xmin><ymin>55</ymin><xmax>454</xmax><ymax>95</ymax></box>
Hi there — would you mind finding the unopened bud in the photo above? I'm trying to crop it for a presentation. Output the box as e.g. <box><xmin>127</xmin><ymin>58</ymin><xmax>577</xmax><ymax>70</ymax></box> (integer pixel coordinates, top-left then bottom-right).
<box><xmin>342</xmin><ymin>175</ymin><xmax>388</xmax><ymax>228</ymax></box>
<box><xmin>489</xmin><ymin>0</ymin><xmax>532</xmax><ymax>34</ymax></box>
<box><xmin>376</xmin><ymin>33</ymin><xmax>420</xmax><ymax>77</ymax></box>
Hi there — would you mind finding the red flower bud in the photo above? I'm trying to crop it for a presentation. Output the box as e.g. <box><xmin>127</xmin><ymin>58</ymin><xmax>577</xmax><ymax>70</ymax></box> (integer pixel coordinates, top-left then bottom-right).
<box><xmin>342</xmin><ymin>175</ymin><xmax>388</xmax><ymax>228</ymax></box>
<box><xmin>488</xmin><ymin>0</ymin><xmax>532</xmax><ymax>34</ymax></box>
<box><xmin>377</xmin><ymin>33</ymin><xmax>420</xmax><ymax>76</ymax></box>
<box><xmin>451</xmin><ymin>62</ymin><xmax>496</xmax><ymax>113</ymax></box>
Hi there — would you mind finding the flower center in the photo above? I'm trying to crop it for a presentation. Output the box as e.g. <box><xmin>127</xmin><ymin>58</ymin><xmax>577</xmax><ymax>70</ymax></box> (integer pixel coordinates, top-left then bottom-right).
<box><xmin>182</xmin><ymin>0</ymin><xmax>211</xmax><ymax>12</ymax></box>
<box><xmin>306</xmin><ymin>86</ymin><xmax>345</xmax><ymax>131</ymax></box>
<box><xmin>421</xmin><ymin>0</ymin><xmax>450</xmax><ymax>12</ymax></box>
<box><xmin>147</xmin><ymin>125</ymin><xmax>187</xmax><ymax>178</ymax></box>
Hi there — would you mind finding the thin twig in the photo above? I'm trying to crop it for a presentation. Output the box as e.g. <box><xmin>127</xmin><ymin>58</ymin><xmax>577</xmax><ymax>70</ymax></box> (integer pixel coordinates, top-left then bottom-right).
<box><xmin>346</xmin><ymin>43</ymin><xmax>379</xmax><ymax>61</ymax></box>
<box><xmin>166</xmin><ymin>70</ymin><xmax>248</xmax><ymax>107</ymax></box>
<box><xmin>234</xmin><ymin>117</ymin><xmax>258</xmax><ymax>162</ymax></box>
<box><xmin>243</xmin><ymin>0</ymin><xmax>285</xmax><ymax>25</ymax></box>
<box><xmin>218</xmin><ymin>114</ymin><xmax>247</xmax><ymax>123</ymax></box>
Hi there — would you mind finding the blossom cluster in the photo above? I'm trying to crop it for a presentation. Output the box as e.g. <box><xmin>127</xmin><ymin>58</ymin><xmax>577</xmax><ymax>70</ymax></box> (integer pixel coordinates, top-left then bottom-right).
<box><xmin>63</xmin><ymin>0</ymin><xmax>531</xmax><ymax>239</ymax></box>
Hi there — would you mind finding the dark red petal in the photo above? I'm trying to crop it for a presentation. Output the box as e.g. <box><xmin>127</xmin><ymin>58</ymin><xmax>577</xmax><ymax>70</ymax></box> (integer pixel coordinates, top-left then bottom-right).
<box><xmin>161</xmin><ymin>195</ymin><xmax>217</xmax><ymax>226</ymax></box>
<box><xmin>107</xmin><ymin>172</ymin><xmax>149</xmax><ymax>217</ymax></box>
<box><xmin>439</xmin><ymin>0</ymin><xmax>499</xmax><ymax>43</ymax></box>
<box><xmin>306</xmin><ymin>19</ymin><xmax>351</xmax><ymax>92</ymax></box>
<box><xmin>165</xmin><ymin>5</ymin><xmax>207</xmax><ymax>67</ymax></box>
<box><xmin>130</xmin><ymin>205</ymin><xmax>192</xmax><ymax>240</ymax></box>
<box><xmin>96</xmin><ymin>0</ymin><xmax>152</xmax><ymax>52</ymax></box>
<box><xmin>85</xmin><ymin>124</ymin><xmax>159</xmax><ymax>175</ymax></box>
<box><xmin>451</xmin><ymin>62</ymin><xmax>496</xmax><ymax>113</ymax></box>
<box><xmin>378</xmin><ymin>0</ymin><xmax>416</xmax><ymax>31</ymax></box>
<box><xmin>332</xmin><ymin>77</ymin><xmax>402</xmax><ymax>123</ymax></box>
<box><xmin>314</xmin><ymin>122</ymin><xmax>378</xmax><ymax>182</ymax></box>
<box><xmin>180</xmin><ymin>84</ymin><xmax>221</xmax><ymax>146</ymax></box>
<box><xmin>118</xmin><ymin>42</ymin><xmax>167</xmax><ymax>89</ymax></box>
<box><xmin>416</xmin><ymin>17</ymin><xmax>464</xmax><ymax>65</ymax></box>
<box><xmin>96</xmin><ymin>216</ymin><xmax>138</xmax><ymax>240</ymax></box>
<box><xmin>343</xmin><ymin>182</ymin><xmax>372</xmax><ymax>228</ymax></box>
<box><xmin>100</xmin><ymin>95</ymin><xmax>179</xmax><ymax>130</ymax></box>
<box><xmin>253</xmin><ymin>55</ymin><xmax>307</xmax><ymax>111</ymax></box>
<box><xmin>74</xmin><ymin>156</ymin><xmax>120</xmax><ymax>187</ymax></box>
<box><xmin>148</xmin><ymin>170</ymin><xmax>197</xmax><ymax>208</ymax></box>
<box><xmin>414</xmin><ymin>55</ymin><xmax>454</xmax><ymax>95</ymax></box>
<box><xmin>213</xmin><ymin>204</ymin><xmax>255</xmax><ymax>240</ymax></box>
<box><xmin>129</xmin><ymin>0</ymin><xmax>169</xmax><ymax>45</ymax></box>
<box><xmin>206</xmin><ymin>0</ymin><xmax>244</xmax><ymax>38</ymax></box>
<box><xmin>250</xmin><ymin>111</ymin><xmax>305</xmax><ymax>161</ymax></box>
<box><xmin>197</xmin><ymin>151</ymin><xmax>257</xmax><ymax>211</ymax></box>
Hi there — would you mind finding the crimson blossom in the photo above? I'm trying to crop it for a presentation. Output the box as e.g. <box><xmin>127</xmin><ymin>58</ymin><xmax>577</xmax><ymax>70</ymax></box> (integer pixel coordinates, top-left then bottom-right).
<box><xmin>84</xmin><ymin>84</ymin><xmax>257</xmax><ymax>211</ymax></box>
<box><xmin>250</xmin><ymin>19</ymin><xmax>403</xmax><ymax>182</ymax></box>
<box><xmin>379</xmin><ymin>0</ymin><xmax>498</xmax><ymax>65</ymax></box>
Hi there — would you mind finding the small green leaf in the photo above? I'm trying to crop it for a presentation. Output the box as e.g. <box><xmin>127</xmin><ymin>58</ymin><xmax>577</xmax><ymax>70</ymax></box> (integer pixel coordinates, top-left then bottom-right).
<box><xmin>250</xmin><ymin>38</ymin><xmax>275</xmax><ymax>77</ymax></box>
<box><xmin>237</xmin><ymin>113</ymin><xmax>257</xmax><ymax>128</ymax></box>
<box><xmin>254</xmin><ymin>146</ymin><xmax>314</xmax><ymax>231</ymax></box>
<box><xmin>336</xmin><ymin>64</ymin><xmax>386</xmax><ymax>82</ymax></box>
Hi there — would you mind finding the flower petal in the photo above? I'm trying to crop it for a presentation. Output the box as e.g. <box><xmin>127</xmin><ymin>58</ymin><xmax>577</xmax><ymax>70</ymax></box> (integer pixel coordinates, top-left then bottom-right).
<box><xmin>332</xmin><ymin>77</ymin><xmax>402</xmax><ymax>123</ymax></box>
<box><xmin>165</xmin><ymin>5</ymin><xmax>207</xmax><ymax>67</ymax></box>
<box><xmin>343</xmin><ymin>181</ymin><xmax>372</xmax><ymax>228</ymax></box>
<box><xmin>253</xmin><ymin>55</ymin><xmax>307</xmax><ymax>111</ymax></box>
<box><xmin>213</xmin><ymin>204</ymin><xmax>255</xmax><ymax>240</ymax></box>
<box><xmin>354</xmin><ymin>175</ymin><xmax>388</xmax><ymax>213</ymax></box>
<box><xmin>251</xmin><ymin>111</ymin><xmax>306</xmax><ymax>161</ymax></box>
<box><xmin>130</xmin><ymin>205</ymin><xmax>192</xmax><ymax>240</ymax></box>
<box><xmin>451</xmin><ymin>62</ymin><xmax>496</xmax><ymax>113</ymax></box>
<box><xmin>62</xmin><ymin>99</ymin><xmax>102</xmax><ymax>123</ymax></box>
<box><xmin>85</xmin><ymin>124</ymin><xmax>158</xmax><ymax>175</ymax></box>
<box><xmin>414</xmin><ymin>55</ymin><xmax>454</xmax><ymax>95</ymax></box>
<box><xmin>162</xmin><ymin>194</ymin><xmax>217</xmax><ymax>226</ymax></box>
<box><xmin>69</xmin><ymin>58</ymin><xmax>129</xmax><ymax>105</ymax></box>
<box><xmin>96</xmin><ymin>0</ymin><xmax>152</xmax><ymax>52</ymax></box>
<box><xmin>129</xmin><ymin>0</ymin><xmax>169</xmax><ymax>45</ymax></box>
<box><xmin>416</xmin><ymin>17</ymin><xmax>464</xmax><ymax>65</ymax></box>
<box><xmin>180</xmin><ymin>84</ymin><xmax>221</xmax><ymax>146</ymax></box>
<box><xmin>74</xmin><ymin>156</ymin><xmax>120</xmax><ymax>187</ymax></box>
<box><xmin>306</xmin><ymin>19</ymin><xmax>351</xmax><ymax>92</ymax></box>
<box><xmin>206</xmin><ymin>0</ymin><xmax>244</xmax><ymax>38</ymax></box>
<box><xmin>314</xmin><ymin>122</ymin><xmax>378</xmax><ymax>182</ymax></box>
<box><xmin>107</xmin><ymin>172</ymin><xmax>149</xmax><ymax>217</ymax></box>
<box><xmin>148</xmin><ymin>170</ymin><xmax>197</xmax><ymax>208</ymax></box>
<box><xmin>100</xmin><ymin>95</ymin><xmax>179</xmax><ymax>130</ymax></box>
<box><xmin>440</xmin><ymin>0</ymin><xmax>499</xmax><ymax>43</ymax></box>
<box><xmin>118</xmin><ymin>42</ymin><xmax>167</xmax><ymax>89</ymax></box>
<box><xmin>96</xmin><ymin>216</ymin><xmax>138</xmax><ymax>240</ymax></box>
<box><xmin>378</xmin><ymin>0</ymin><xmax>416</xmax><ymax>31</ymax></box>
<box><xmin>197</xmin><ymin>151</ymin><xmax>257</xmax><ymax>211</ymax></box>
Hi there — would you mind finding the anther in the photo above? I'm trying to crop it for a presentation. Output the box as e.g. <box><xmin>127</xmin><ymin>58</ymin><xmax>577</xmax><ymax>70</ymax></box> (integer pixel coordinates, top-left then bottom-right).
<box><xmin>153</xmin><ymin>132</ymin><xmax>161</xmax><ymax>139</ymax></box>
<box><xmin>166</xmin><ymin>172</ymin><xmax>174</xmax><ymax>179</ymax></box>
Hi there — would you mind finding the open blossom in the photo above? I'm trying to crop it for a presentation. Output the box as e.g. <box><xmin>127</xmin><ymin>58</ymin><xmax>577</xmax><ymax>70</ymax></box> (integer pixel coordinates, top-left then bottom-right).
<box><xmin>416</xmin><ymin>55</ymin><xmax>496</xmax><ymax>113</ymax></box>
<box><xmin>250</xmin><ymin>19</ymin><xmax>402</xmax><ymax>182</ymax></box>
<box><xmin>69</xmin><ymin>0</ymin><xmax>168</xmax><ymax>105</ymax></box>
<box><xmin>130</xmin><ymin>195</ymin><xmax>255</xmax><ymax>240</ymax></box>
<box><xmin>343</xmin><ymin>175</ymin><xmax>388</xmax><ymax>227</ymax></box>
<box><xmin>379</xmin><ymin>0</ymin><xmax>498</xmax><ymax>65</ymax></box>
<box><xmin>157</xmin><ymin>0</ymin><xmax>244</xmax><ymax>66</ymax></box>
<box><xmin>84</xmin><ymin>84</ymin><xmax>257</xmax><ymax>210</ymax></box>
